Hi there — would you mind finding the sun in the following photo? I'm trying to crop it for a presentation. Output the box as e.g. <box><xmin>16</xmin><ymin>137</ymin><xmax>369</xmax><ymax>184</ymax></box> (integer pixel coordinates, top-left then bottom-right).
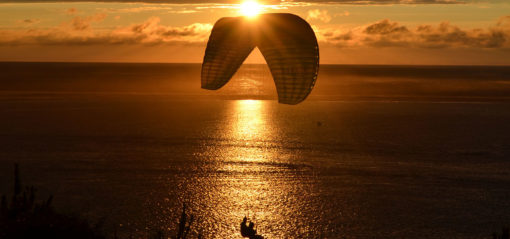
<box><xmin>239</xmin><ymin>1</ymin><xmax>262</xmax><ymax>18</ymax></box>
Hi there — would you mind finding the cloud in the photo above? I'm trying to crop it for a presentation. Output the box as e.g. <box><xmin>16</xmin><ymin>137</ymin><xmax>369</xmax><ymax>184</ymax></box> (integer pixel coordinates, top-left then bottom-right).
<box><xmin>318</xmin><ymin>17</ymin><xmax>510</xmax><ymax>49</ymax></box>
<box><xmin>307</xmin><ymin>9</ymin><xmax>332</xmax><ymax>23</ymax></box>
<box><xmin>336</xmin><ymin>11</ymin><xmax>350</xmax><ymax>17</ymax></box>
<box><xmin>364</xmin><ymin>19</ymin><xmax>409</xmax><ymax>35</ymax></box>
<box><xmin>66</xmin><ymin>7</ymin><xmax>77</xmax><ymax>15</ymax></box>
<box><xmin>0</xmin><ymin>16</ymin><xmax>212</xmax><ymax>46</ymax></box>
<box><xmin>3</xmin><ymin>11</ymin><xmax>508</xmax><ymax>51</ymax></box>
<box><xmin>168</xmin><ymin>10</ymin><xmax>198</xmax><ymax>13</ymax></box>
<box><xmin>497</xmin><ymin>15</ymin><xmax>510</xmax><ymax>27</ymax></box>
<box><xmin>126</xmin><ymin>16</ymin><xmax>211</xmax><ymax>41</ymax></box>
<box><xmin>414</xmin><ymin>22</ymin><xmax>506</xmax><ymax>48</ymax></box>
<box><xmin>68</xmin><ymin>13</ymin><xmax>107</xmax><ymax>31</ymax></box>
<box><xmin>100</xmin><ymin>6</ymin><xmax>174</xmax><ymax>13</ymax></box>
<box><xmin>17</xmin><ymin>19</ymin><xmax>41</xmax><ymax>25</ymax></box>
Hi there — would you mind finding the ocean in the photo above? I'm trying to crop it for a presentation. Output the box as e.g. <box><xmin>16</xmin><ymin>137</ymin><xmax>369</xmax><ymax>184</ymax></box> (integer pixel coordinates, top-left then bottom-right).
<box><xmin>0</xmin><ymin>62</ymin><xmax>509</xmax><ymax>238</ymax></box>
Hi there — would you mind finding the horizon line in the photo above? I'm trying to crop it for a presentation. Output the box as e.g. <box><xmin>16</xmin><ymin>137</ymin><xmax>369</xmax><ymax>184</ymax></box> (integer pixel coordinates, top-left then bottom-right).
<box><xmin>1</xmin><ymin>61</ymin><xmax>510</xmax><ymax>67</ymax></box>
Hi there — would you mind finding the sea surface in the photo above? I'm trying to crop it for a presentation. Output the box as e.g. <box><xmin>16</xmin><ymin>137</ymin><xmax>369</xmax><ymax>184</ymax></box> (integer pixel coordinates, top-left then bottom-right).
<box><xmin>0</xmin><ymin>62</ymin><xmax>510</xmax><ymax>238</ymax></box>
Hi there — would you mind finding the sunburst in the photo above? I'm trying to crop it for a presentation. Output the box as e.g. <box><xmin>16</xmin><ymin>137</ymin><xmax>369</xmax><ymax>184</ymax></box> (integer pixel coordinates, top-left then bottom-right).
<box><xmin>239</xmin><ymin>1</ymin><xmax>262</xmax><ymax>18</ymax></box>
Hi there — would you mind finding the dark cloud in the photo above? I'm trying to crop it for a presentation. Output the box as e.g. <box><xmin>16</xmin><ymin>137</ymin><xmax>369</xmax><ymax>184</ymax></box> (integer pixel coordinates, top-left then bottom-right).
<box><xmin>70</xmin><ymin>13</ymin><xmax>107</xmax><ymax>31</ymax></box>
<box><xmin>18</xmin><ymin>19</ymin><xmax>41</xmax><ymax>25</ymax></box>
<box><xmin>414</xmin><ymin>22</ymin><xmax>507</xmax><ymax>48</ymax></box>
<box><xmin>0</xmin><ymin>16</ymin><xmax>212</xmax><ymax>46</ymax></box>
<box><xmin>319</xmin><ymin>17</ymin><xmax>510</xmax><ymax>49</ymax></box>
<box><xmin>3</xmin><ymin>13</ymin><xmax>509</xmax><ymax>50</ymax></box>
<box><xmin>364</xmin><ymin>19</ymin><xmax>409</xmax><ymax>35</ymax></box>
<box><xmin>127</xmin><ymin>17</ymin><xmax>212</xmax><ymax>41</ymax></box>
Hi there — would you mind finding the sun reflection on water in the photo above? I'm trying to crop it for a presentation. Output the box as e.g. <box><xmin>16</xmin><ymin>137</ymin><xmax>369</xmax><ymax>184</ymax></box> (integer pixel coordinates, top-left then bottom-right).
<box><xmin>234</xmin><ymin>100</ymin><xmax>264</xmax><ymax>139</ymax></box>
<box><xmin>231</xmin><ymin>100</ymin><xmax>268</xmax><ymax>163</ymax></box>
<box><xmin>175</xmin><ymin>99</ymin><xmax>319</xmax><ymax>238</ymax></box>
<box><xmin>216</xmin><ymin>100</ymin><xmax>283</xmax><ymax>237</ymax></box>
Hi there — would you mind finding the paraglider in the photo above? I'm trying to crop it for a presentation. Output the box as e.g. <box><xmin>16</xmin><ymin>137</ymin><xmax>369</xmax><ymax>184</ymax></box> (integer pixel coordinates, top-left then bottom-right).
<box><xmin>201</xmin><ymin>13</ymin><xmax>319</xmax><ymax>105</ymax></box>
<box><xmin>240</xmin><ymin>216</ymin><xmax>264</xmax><ymax>239</ymax></box>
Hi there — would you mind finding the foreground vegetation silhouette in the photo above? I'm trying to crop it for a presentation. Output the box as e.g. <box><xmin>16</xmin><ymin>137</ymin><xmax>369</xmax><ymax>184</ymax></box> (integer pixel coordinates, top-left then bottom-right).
<box><xmin>0</xmin><ymin>164</ymin><xmax>260</xmax><ymax>239</ymax></box>
<box><xmin>493</xmin><ymin>228</ymin><xmax>510</xmax><ymax>239</ymax></box>
<box><xmin>0</xmin><ymin>164</ymin><xmax>207</xmax><ymax>239</ymax></box>
<box><xmin>2</xmin><ymin>164</ymin><xmax>504</xmax><ymax>238</ymax></box>
<box><xmin>0</xmin><ymin>164</ymin><xmax>104</xmax><ymax>239</ymax></box>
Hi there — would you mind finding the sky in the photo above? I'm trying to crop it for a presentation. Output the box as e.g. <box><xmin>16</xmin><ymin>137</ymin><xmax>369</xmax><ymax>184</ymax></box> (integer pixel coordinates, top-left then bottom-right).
<box><xmin>0</xmin><ymin>0</ymin><xmax>509</xmax><ymax>65</ymax></box>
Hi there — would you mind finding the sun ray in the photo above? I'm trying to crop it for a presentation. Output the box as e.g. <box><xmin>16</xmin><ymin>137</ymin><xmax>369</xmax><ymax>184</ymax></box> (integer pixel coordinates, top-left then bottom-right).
<box><xmin>239</xmin><ymin>0</ymin><xmax>262</xmax><ymax>18</ymax></box>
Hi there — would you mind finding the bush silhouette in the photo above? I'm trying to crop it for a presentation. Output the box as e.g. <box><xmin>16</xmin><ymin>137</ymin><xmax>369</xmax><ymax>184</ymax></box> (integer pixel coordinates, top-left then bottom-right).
<box><xmin>0</xmin><ymin>164</ymin><xmax>104</xmax><ymax>239</ymax></box>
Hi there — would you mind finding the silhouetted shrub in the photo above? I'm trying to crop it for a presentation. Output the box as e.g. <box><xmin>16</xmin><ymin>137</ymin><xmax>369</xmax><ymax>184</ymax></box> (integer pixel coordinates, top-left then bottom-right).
<box><xmin>493</xmin><ymin>227</ymin><xmax>510</xmax><ymax>239</ymax></box>
<box><xmin>0</xmin><ymin>164</ymin><xmax>104</xmax><ymax>239</ymax></box>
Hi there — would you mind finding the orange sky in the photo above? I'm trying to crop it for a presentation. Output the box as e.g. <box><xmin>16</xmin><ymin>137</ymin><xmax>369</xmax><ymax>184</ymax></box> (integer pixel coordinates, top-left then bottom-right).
<box><xmin>0</xmin><ymin>1</ymin><xmax>509</xmax><ymax>65</ymax></box>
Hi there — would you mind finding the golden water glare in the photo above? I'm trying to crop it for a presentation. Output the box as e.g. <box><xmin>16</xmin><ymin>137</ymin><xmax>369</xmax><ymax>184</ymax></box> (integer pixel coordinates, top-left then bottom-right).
<box><xmin>199</xmin><ymin>99</ymin><xmax>297</xmax><ymax>238</ymax></box>
<box><xmin>182</xmin><ymin>70</ymin><xmax>317</xmax><ymax>238</ymax></box>
<box><xmin>231</xmin><ymin>100</ymin><xmax>267</xmax><ymax>161</ymax></box>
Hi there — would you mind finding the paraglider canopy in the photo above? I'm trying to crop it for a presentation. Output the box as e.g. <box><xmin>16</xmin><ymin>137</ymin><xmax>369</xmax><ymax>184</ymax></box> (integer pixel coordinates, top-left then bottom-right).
<box><xmin>201</xmin><ymin>13</ymin><xmax>319</xmax><ymax>105</ymax></box>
